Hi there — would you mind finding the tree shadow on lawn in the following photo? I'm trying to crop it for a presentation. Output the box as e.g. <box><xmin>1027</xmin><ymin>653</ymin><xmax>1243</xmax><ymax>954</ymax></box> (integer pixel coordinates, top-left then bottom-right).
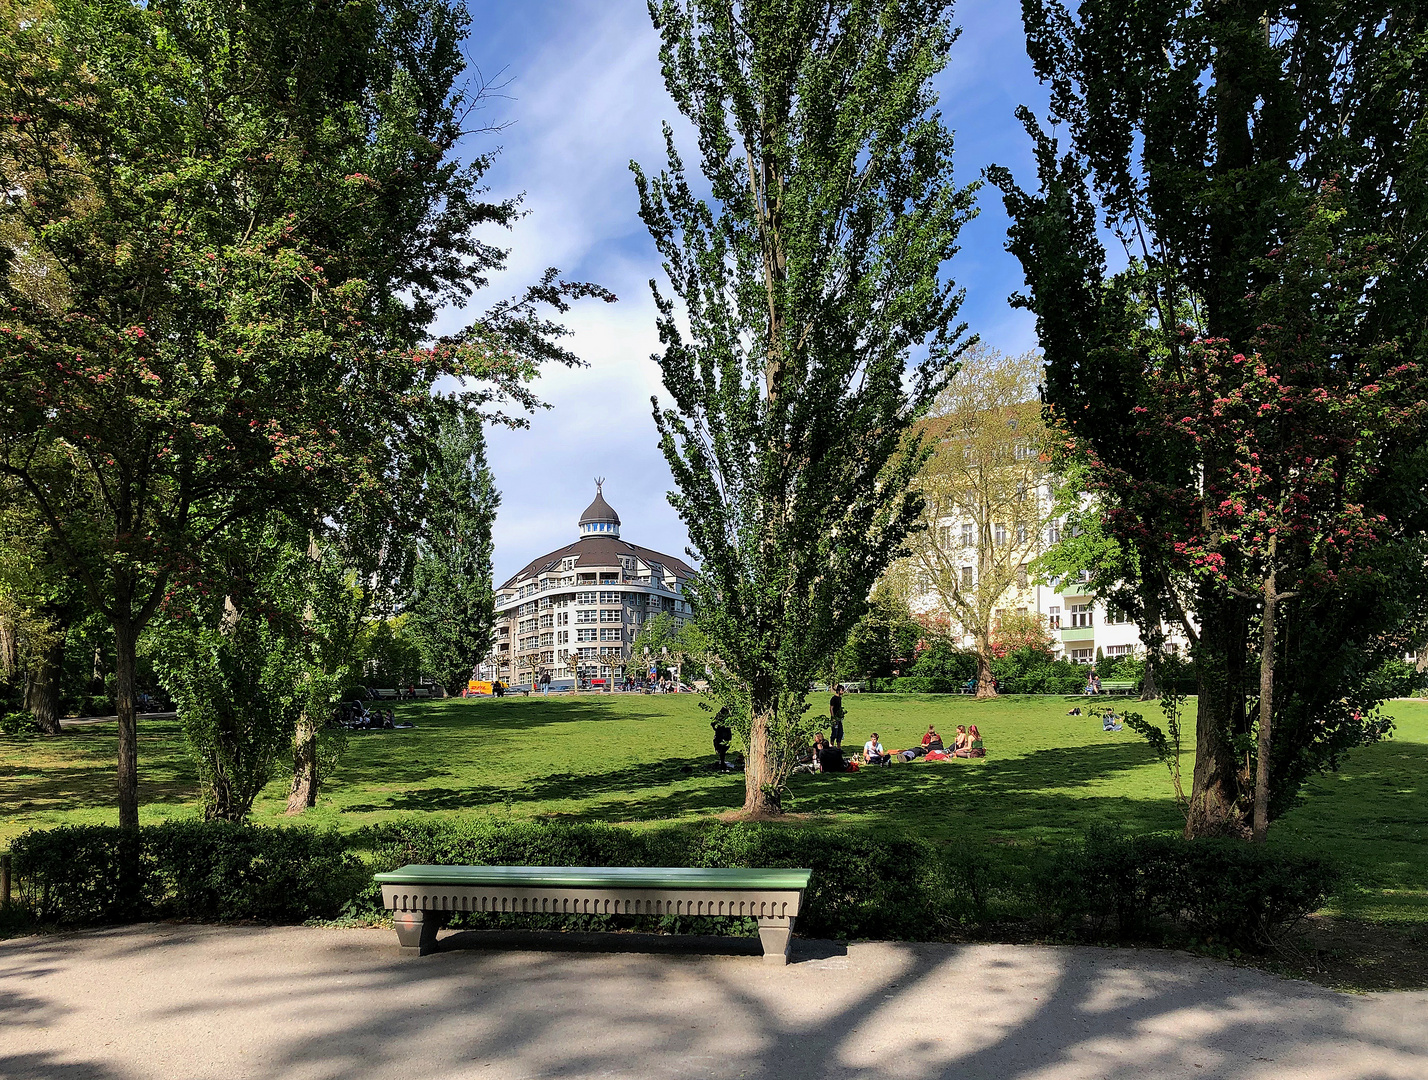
<box><xmin>1</xmin><ymin>763</ymin><xmax>198</xmax><ymax>813</ymax></box>
<box><xmin>391</xmin><ymin>696</ymin><xmax>687</xmax><ymax>735</ymax></box>
<box><xmin>339</xmin><ymin>741</ymin><xmax>1182</xmax><ymax>840</ymax></box>
<box><xmin>339</xmin><ymin>755</ymin><xmax>724</xmax><ymax>814</ymax></box>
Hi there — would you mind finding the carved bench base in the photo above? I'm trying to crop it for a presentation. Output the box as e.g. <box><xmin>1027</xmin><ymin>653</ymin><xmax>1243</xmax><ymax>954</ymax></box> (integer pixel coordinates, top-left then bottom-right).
<box><xmin>382</xmin><ymin>884</ymin><xmax>801</xmax><ymax>964</ymax></box>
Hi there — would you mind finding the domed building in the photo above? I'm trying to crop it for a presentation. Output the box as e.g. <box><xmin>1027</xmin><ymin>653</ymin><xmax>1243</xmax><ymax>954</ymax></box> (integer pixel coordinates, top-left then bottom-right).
<box><xmin>486</xmin><ymin>482</ymin><xmax>694</xmax><ymax>688</ymax></box>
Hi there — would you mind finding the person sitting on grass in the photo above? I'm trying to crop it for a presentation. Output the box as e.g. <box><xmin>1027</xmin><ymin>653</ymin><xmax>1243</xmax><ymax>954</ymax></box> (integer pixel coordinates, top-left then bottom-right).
<box><xmin>863</xmin><ymin>732</ymin><xmax>891</xmax><ymax>766</ymax></box>
<box><xmin>1102</xmin><ymin>710</ymin><xmax>1123</xmax><ymax>732</ymax></box>
<box><xmin>950</xmin><ymin>725</ymin><xmax>969</xmax><ymax>754</ymax></box>
<box><xmin>921</xmin><ymin>725</ymin><xmax>942</xmax><ymax>751</ymax></box>
<box><xmin>817</xmin><ymin>736</ymin><xmax>849</xmax><ymax>774</ymax></box>
<box><xmin>956</xmin><ymin>724</ymin><xmax>985</xmax><ymax>758</ymax></box>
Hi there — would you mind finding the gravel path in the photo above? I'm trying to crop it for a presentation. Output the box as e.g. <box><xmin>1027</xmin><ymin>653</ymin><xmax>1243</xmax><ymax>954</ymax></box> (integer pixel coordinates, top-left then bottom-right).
<box><xmin>2</xmin><ymin>924</ymin><xmax>1424</xmax><ymax>1079</ymax></box>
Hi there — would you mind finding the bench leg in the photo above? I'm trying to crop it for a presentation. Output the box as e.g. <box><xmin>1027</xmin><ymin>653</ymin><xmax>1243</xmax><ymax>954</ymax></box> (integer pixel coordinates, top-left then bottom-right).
<box><xmin>393</xmin><ymin>909</ymin><xmax>440</xmax><ymax>955</ymax></box>
<box><xmin>757</xmin><ymin>918</ymin><xmax>792</xmax><ymax>965</ymax></box>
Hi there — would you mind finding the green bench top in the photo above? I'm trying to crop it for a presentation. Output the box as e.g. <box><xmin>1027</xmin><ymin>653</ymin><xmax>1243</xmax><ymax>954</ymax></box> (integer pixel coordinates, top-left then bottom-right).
<box><xmin>375</xmin><ymin>864</ymin><xmax>813</xmax><ymax>891</ymax></box>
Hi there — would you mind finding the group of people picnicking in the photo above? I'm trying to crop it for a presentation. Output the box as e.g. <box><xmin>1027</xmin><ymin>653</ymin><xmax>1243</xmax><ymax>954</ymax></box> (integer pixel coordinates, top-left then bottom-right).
<box><xmin>798</xmin><ymin>684</ymin><xmax>988</xmax><ymax>774</ymax></box>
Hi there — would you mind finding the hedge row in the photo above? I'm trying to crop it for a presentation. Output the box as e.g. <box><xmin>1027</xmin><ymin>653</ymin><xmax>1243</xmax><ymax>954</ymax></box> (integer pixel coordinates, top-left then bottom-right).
<box><xmin>5</xmin><ymin>819</ymin><xmax>1338</xmax><ymax>952</ymax></box>
<box><xmin>7</xmin><ymin>821</ymin><xmax>364</xmax><ymax>924</ymax></box>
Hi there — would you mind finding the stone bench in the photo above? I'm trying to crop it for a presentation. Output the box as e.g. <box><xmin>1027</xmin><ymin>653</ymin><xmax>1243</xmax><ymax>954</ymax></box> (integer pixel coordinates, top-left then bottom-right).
<box><xmin>375</xmin><ymin>864</ymin><xmax>813</xmax><ymax>964</ymax></box>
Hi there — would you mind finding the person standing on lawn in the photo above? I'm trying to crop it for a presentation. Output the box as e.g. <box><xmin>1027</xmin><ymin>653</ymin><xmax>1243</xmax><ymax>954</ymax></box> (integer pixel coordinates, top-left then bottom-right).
<box><xmin>830</xmin><ymin>684</ymin><xmax>846</xmax><ymax>748</ymax></box>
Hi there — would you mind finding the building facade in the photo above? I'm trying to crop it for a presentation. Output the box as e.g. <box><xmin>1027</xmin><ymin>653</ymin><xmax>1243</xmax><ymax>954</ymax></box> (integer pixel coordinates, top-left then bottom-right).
<box><xmin>485</xmin><ymin>483</ymin><xmax>693</xmax><ymax>688</ymax></box>
<box><xmin>907</xmin><ymin>504</ymin><xmax>1193</xmax><ymax>664</ymax></box>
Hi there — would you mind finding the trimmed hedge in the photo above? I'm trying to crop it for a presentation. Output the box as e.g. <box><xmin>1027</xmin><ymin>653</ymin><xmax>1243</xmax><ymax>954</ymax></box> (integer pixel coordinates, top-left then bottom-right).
<box><xmin>1038</xmin><ymin>827</ymin><xmax>1339</xmax><ymax>950</ymax></box>
<box><xmin>5</xmin><ymin>819</ymin><xmax>1339</xmax><ymax>953</ymax></box>
<box><xmin>8</xmin><ymin>821</ymin><xmax>364</xmax><ymax>925</ymax></box>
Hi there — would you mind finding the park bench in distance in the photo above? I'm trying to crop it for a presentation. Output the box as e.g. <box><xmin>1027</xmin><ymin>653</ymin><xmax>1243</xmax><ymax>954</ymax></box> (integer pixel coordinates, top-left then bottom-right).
<box><xmin>1099</xmin><ymin>680</ymin><xmax>1137</xmax><ymax>695</ymax></box>
<box><xmin>375</xmin><ymin>864</ymin><xmax>813</xmax><ymax>964</ymax></box>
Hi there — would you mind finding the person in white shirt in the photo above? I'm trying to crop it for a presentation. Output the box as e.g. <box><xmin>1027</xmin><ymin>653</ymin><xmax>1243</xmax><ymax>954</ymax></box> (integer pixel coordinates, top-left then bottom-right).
<box><xmin>863</xmin><ymin>733</ymin><xmax>891</xmax><ymax>766</ymax></box>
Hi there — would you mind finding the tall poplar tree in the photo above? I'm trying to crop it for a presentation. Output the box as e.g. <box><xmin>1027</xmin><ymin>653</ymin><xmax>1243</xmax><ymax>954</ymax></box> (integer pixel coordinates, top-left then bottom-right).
<box><xmin>633</xmin><ymin>0</ymin><xmax>977</xmax><ymax>814</ymax></box>
<box><xmin>407</xmin><ymin>410</ymin><xmax>500</xmax><ymax>696</ymax></box>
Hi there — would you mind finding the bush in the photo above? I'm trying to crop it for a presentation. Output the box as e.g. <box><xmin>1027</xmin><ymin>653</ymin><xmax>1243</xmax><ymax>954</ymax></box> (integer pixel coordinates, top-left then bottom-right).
<box><xmin>8</xmin><ymin>821</ymin><xmax>363</xmax><ymax>925</ymax></box>
<box><xmin>5</xmin><ymin>819</ymin><xmax>1337</xmax><ymax>953</ymax></box>
<box><xmin>1040</xmin><ymin>827</ymin><xmax>1339</xmax><ymax>950</ymax></box>
<box><xmin>992</xmin><ymin>647</ymin><xmax>1086</xmax><ymax>694</ymax></box>
<box><xmin>908</xmin><ymin>640</ymin><xmax>977</xmax><ymax>683</ymax></box>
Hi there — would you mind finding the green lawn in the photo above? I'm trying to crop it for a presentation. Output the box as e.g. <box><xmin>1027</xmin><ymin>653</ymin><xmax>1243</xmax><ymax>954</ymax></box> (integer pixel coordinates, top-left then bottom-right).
<box><xmin>3</xmin><ymin>693</ymin><xmax>1425</xmax><ymax>922</ymax></box>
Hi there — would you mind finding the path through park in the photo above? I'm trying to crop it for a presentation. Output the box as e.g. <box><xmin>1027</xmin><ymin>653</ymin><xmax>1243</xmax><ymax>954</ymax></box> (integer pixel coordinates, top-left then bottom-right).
<box><xmin>3</xmin><ymin>925</ymin><xmax>1424</xmax><ymax>1079</ymax></box>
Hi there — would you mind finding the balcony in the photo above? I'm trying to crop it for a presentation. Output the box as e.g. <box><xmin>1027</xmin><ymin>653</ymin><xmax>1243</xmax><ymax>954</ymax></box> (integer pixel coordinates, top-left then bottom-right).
<box><xmin>1060</xmin><ymin>626</ymin><xmax>1094</xmax><ymax>643</ymax></box>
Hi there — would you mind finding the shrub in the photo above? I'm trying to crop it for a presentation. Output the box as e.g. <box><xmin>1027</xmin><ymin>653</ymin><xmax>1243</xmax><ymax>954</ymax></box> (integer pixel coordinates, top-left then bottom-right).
<box><xmin>992</xmin><ymin>647</ymin><xmax>1085</xmax><ymax>694</ymax></box>
<box><xmin>5</xmin><ymin>819</ymin><xmax>1337</xmax><ymax>953</ymax></box>
<box><xmin>8</xmin><ymin>821</ymin><xmax>363</xmax><ymax>925</ymax></box>
<box><xmin>1042</xmin><ymin>827</ymin><xmax>1339</xmax><ymax>950</ymax></box>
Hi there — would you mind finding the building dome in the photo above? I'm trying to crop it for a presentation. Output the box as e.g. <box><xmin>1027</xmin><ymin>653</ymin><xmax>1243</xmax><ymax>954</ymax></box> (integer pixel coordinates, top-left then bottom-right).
<box><xmin>578</xmin><ymin>479</ymin><xmax>620</xmax><ymax>538</ymax></box>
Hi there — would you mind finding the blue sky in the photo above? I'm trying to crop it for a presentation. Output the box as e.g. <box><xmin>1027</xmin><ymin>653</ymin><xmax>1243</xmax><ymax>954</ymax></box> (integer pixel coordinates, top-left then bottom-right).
<box><xmin>449</xmin><ymin>1</ymin><xmax>1053</xmax><ymax>585</ymax></box>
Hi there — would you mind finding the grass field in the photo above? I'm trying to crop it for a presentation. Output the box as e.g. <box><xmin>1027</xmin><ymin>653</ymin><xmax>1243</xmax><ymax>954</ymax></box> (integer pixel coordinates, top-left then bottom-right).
<box><xmin>3</xmin><ymin>693</ymin><xmax>1425</xmax><ymax>923</ymax></box>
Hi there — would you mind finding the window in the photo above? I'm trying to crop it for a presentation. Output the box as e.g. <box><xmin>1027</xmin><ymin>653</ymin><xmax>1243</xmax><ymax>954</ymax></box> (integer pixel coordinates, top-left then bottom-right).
<box><xmin>576</xmin><ymin>591</ymin><xmax>598</xmax><ymax>604</ymax></box>
<box><xmin>993</xmin><ymin>523</ymin><xmax>1008</xmax><ymax>545</ymax></box>
<box><xmin>600</xmin><ymin>609</ymin><xmax>622</xmax><ymax>623</ymax></box>
<box><xmin>539</xmin><ymin>633</ymin><xmax>554</xmax><ymax>647</ymax></box>
<box><xmin>599</xmin><ymin>627</ymin><xmax>622</xmax><ymax>641</ymax></box>
<box><xmin>916</xmin><ymin>572</ymin><xmax>931</xmax><ymax>595</ymax></box>
<box><xmin>1048</xmin><ymin>605</ymin><xmax>1061</xmax><ymax>630</ymax></box>
<box><xmin>599</xmin><ymin>591</ymin><xmax>620</xmax><ymax>604</ymax></box>
<box><xmin>939</xmin><ymin>525</ymin><xmax>953</xmax><ymax>548</ymax></box>
<box><xmin>1046</xmin><ymin>524</ymin><xmax>1061</xmax><ymax>545</ymax></box>
<box><xmin>575</xmin><ymin>610</ymin><xmax>598</xmax><ymax>624</ymax></box>
<box><xmin>1105</xmin><ymin>605</ymin><xmax>1132</xmax><ymax>625</ymax></box>
<box><xmin>961</xmin><ymin>523</ymin><xmax>974</xmax><ymax>547</ymax></box>
<box><xmin>539</xmin><ymin>614</ymin><xmax>553</xmax><ymax>629</ymax></box>
<box><xmin>1106</xmin><ymin>644</ymin><xmax>1136</xmax><ymax>657</ymax></box>
<box><xmin>1014</xmin><ymin>441</ymin><xmax>1036</xmax><ymax>462</ymax></box>
<box><xmin>562</xmin><ymin>557</ymin><xmax>577</xmax><ymax>571</ymax></box>
<box><xmin>960</xmin><ymin>565</ymin><xmax>973</xmax><ymax>588</ymax></box>
<box><xmin>576</xmin><ymin>628</ymin><xmax>597</xmax><ymax>642</ymax></box>
<box><xmin>1069</xmin><ymin>603</ymin><xmax>1092</xmax><ymax>628</ymax></box>
<box><xmin>557</xmin><ymin>612</ymin><xmax>568</xmax><ymax>626</ymax></box>
<box><xmin>1016</xmin><ymin>523</ymin><xmax>1028</xmax><ymax>545</ymax></box>
<box><xmin>1016</xmin><ymin>564</ymin><xmax>1028</xmax><ymax>587</ymax></box>
<box><xmin>558</xmin><ymin>631</ymin><xmax>568</xmax><ymax>644</ymax></box>
<box><xmin>1069</xmin><ymin>648</ymin><xmax>1094</xmax><ymax>664</ymax></box>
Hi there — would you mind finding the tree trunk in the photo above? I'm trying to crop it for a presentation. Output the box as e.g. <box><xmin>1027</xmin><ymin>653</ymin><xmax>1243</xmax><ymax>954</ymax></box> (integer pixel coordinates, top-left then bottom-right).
<box><xmin>0</xmin><ymin>615</ymin><xmax>18</xmax><ymax>681</ymax></box>
<box><xmin>1139</xmin><ymin>582</ymin><xmax>1163</xmax><ymax>701</ymax></box>
<box><xmin>25</xmin><ymin>632</ymin><xmax>65</xmax><ymax>735</ymax></box>
<box><xmin>114</xmin><ymin>621</ymin><xmax>140</xmax><ymax>828</ymax></box>
<box><xmin>1252</xmin><ymin>557</ymin><xmax>1278</xmax><ymax>843</ymax></box>
<box><xmin>286</xmin><ymin>712</ymin><xmax>320</xmax><ymax>814</ymax></box>
<box><xmin>742</xmin><ymin>703</ymin><xmax>781</xmax><ymax>816</ymax></box>
<box><xmin>1183</xmin><ymin>590</ymin><xmax>1249</xmax><ymax>838</ymax></box>
<box><xmin>974</xmin><ymin>646</ymin><xmax>997</xmax><ymax>698</ymax></box>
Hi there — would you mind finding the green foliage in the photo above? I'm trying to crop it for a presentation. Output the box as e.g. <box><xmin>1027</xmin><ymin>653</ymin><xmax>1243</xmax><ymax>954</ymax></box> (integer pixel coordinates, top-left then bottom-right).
<box><xmin>990</xmin><ymin>646</ymin><xmax>1085</xmax><ymax>695</ymax></box>
<box><xmin>360</xmin><ymin>616</ymin><xmax>425</xmax><ymax>689</ymax></box>
<box><xmin>7</xmin><ymin>821</ymin><xmax>363</xmax><ymax>926</ymax></box>
<box><xmin>833</xmin><ymin>582</ymin><xmax>924</xmax><ymax>680</ymax></box>
<box><xmin>632</xmin><ymin>0</ymin><xmax>977</xmax><ymax>811</ymax></box>
<box><xmin>407</xmin><ymin>412</ymin><xmax>500</xmax><ymax>695</ymax></box>
<box><xmin>1040</xmin><ymin>828</ymin><xmax>1339</xmax><ymax>951</ymax></box>
<box><xmin>0</xmin><ymin>0</ymin><xmax>607</xmax><ymax>824</ymax></box>
<box><xmin>146</xmin><ymin>526</ymin><xmax>315</xmax><ymax>822</ymax></box>
<box><xmin>908</xmin><ymin>638</ymin><xmax>976</xmax><ymax>683</ymax></box>
<box><xmin>992</xmin><ymin>2</ymin><xmax>1428</xmax><ymax>833</ymax></box>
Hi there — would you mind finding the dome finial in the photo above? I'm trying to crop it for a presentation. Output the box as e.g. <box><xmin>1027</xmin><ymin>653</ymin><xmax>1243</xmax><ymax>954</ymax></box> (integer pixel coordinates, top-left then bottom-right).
<box><xmin>595</xmin><ymin>476</ymin><xmax>605</xmax><ymax>493</ymax></box>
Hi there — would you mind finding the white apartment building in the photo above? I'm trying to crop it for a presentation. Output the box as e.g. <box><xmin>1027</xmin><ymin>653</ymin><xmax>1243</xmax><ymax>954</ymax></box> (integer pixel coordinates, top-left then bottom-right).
<box><xmin>484</xmin><ymin>483</ymin><xmax>693</xmax><ymax>687</ymax></box>
<box><xmin>907</xmin><ymin>510</ymin><xmax>1192</xmax><ymax>665</ymax></box>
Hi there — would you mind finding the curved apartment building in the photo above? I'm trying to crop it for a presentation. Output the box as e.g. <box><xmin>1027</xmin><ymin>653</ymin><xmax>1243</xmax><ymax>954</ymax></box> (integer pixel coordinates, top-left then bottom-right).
<box><xmin>486</xmin><ymin>483</ymin><xmax>693</xmax><ymax>687</ymax></box>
